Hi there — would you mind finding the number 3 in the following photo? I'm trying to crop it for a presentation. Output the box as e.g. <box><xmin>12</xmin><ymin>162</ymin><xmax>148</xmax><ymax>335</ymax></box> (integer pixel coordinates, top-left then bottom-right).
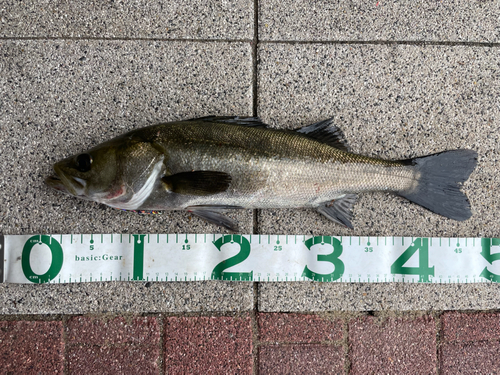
<box><xmin>302</xmin><ymin>236</ymin><xmax>344</xmax><ymax>281</ymax></box>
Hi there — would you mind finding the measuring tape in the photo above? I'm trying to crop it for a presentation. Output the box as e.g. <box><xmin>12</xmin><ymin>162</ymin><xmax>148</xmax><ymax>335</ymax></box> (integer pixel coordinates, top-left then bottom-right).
<box><xmin>1</xmin><ymin>234</ymin><xmax>500</xmax><ymax>284</ymax></box>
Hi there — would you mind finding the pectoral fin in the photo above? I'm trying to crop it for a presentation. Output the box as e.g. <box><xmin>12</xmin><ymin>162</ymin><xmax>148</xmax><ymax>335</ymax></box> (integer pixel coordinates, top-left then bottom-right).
<box><xmin>162</xmin><ymin>171</ymin><xmax>231</xmax><ymax>196</ymax></box>
<box><xmin>187</xmin><ymin>205</ymin><xmax>243</xmax><ymax>231</ymax></box>
<box><xmin>317</xmin><ymin>194</ymin><xmax>357</xmax><ymax>229</ymax></box>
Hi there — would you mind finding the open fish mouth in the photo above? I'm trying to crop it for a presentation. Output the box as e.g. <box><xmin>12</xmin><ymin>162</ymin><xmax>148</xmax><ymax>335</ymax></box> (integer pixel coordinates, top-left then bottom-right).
<box><xmin>45</xmin><ymin>175</ymin><xmax>70</xmax><ymax>193</ymax></box>
<box><xmin>45</xmin><ymin>169</ymin><xmax>87</xmax><ymax>197</ymax></box>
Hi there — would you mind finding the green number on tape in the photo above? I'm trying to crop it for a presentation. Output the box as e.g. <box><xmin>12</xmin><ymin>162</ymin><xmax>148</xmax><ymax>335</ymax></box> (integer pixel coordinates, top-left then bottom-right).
<box><xmin>211</xmin><ymin>235</ymin><xmax>253</xmax><ymax>281</ymax></box>
<box><xmin>132</xmin><ymin>234</ymin><xmax>145</xmax><ymax>281</ymax></box>
<box><xmin>390</xmin><ymin>238</ymin><xmax>434</xmax><ymax>282</ymax></box>
<box><xmin>480</xmin><ymin>238</ymin><xmax>500</xmax><ymax>282</ymax></box>
<box><xmin>22</xmin><ymin>235</ymin><xmax>63</xmax><ymax>283</ymax></box>
<box><xmin>302</xmin><ymin>236</ymin><xmax>344</xmax><ymax>281</ymax></box>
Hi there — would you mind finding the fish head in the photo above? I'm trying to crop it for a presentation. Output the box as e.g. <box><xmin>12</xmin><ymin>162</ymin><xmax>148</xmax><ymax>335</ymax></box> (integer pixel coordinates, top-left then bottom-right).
<box><xmin>45</xmin><ymin>135</ymin><xmax>165</xmax><ymax>208</ymax></box>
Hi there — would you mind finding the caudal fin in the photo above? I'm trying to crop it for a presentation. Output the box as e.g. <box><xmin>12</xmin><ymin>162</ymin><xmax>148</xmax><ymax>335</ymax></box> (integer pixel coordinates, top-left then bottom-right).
<box><xmin>398</xmin><ymin>150</ymin><xmax>477</xmax><ymax>221</ymax></box>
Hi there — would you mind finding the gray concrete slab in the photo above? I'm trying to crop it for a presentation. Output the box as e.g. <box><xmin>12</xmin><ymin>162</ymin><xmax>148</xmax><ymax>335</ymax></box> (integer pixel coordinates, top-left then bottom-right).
<box><xmin>256</xmin><ymin>43</ymin><xmax>500</xmax><ymax>312</ymax></box>
<box><xmin>257</xmin><ymin>43</ymin><xmax>499</xmax><ymax>238</ymax></box>
<box><xmin>258</xmin><ymin>283</ymin><xmax>500</xmax><ymax>312</ymax></box>
<box><xmin>0</xmin><ymin>281</ymin><xmax>255</xmax><ymax>314</ymax></box>
<box><xmin>259</xmin><ymin>0</ymin><xmax>500</xmax><ymax>42</ymax></box>
<box><xmin>0</xmin><ymin>40</ymin><xmax>253</xmax><ymax>235</ymax></box>
<box><xmin>0</xmin><ymin>0</ymin><xmax>253</xmax><ymax>40</ymax></box>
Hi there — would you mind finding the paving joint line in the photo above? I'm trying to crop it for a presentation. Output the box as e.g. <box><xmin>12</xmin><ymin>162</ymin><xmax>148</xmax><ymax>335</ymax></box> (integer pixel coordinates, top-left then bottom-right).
<box><xmin>434</xmin><ymin>311</ymin><xmax>443</xmax><ymax>375</ymax></box>
<box><xmin>2</xmin><ymin>36</ymin><xmax>497</xmax><ymax>48</ymax></box>
<box><xmin>343</xmin><ymin>315</ymin><xmax>351</xmax><ymax>375</ymax></box>
<box><xmin>251</xmin><ymin>282</ymin><xmax>259</xmax><ymax>374</ymax></box>
<box><xmin>0</xmin><ymin>36</ymin><xmax>253</xmax><ymax>43</ymax></box>
<box><xmin>251</xmin><ymin>0</ymin><xmax>260</xmax><ymax>240</ymax></box>
<box><xmin>62</xmin><ymin>315</ymin><xmax>70</xmax><ymax>375</ymax></box>
<box><xmin>157</xmin><ymin>313</ymin><xmax>165</xmax><ymax>375</ymax></box>
<box><xmin>260</xmin><ymin>39</ymin><xmax>500</xmax><ymax>47</ymax></box>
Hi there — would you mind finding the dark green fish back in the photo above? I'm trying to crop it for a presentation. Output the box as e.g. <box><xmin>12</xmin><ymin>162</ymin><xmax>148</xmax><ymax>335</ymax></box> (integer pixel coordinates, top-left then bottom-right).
<box><xmin>137</xmin><ymin>120</ymin><xmax>403</xmax><ymax>167</ymax></box>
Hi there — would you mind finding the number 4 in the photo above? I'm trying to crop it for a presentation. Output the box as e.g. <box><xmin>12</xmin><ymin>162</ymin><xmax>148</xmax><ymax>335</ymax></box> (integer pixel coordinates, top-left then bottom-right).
<box><xmin>390</xmin><ymin>238</ymin><xmax>434</xmax><ymax>283</ymax></box>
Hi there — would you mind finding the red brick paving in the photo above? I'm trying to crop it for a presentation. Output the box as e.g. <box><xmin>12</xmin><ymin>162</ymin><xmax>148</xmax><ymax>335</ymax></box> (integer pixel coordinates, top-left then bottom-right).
<box><xmin>441</xmin><ymin>311</ymin><xmax>500</xmax><ymax>341</ymax></box>
<box><xmin>440</xmin><ymin>341</ymin><xmax>500</xmax><ymax>374</ymax></box>
<box><xmin>3</xmin><ymin>312</ymin><xmax>500</xmax><ymax>373</ymax></box>
<box><xmin>259</xmin><ymin>345</ymin><xmax>345</xmax><ymax>374</ymax></box>
<box><xmin>66</xmin><ymin>316</ymin><xmax>160</xmax><ymax>375</ymax></box>
<box><xmin>349</xmin><ymin>316</ymin><xmax>437</xmax><ymax>375</ymax></box>
<box><xmin>0</xmin><ymin>321</ymin><xmax>64</xmax><ymax>374</ymax></box>
<box><xmin>258</xmin><ymin>313</ymin><xmax>344</xmax><ymax>374</ymax></box>
<box><xmin>258</xmin><ymin>313</ymin><xmax>343</xmax><ymax>342</ymax></box>
<box><xmin>164</xmin><ymin>315</ymin><xmax>253</xmax><ymax>373</ymax></box>
<box><xmin>67</xmin><ymin>345</ymin><xmax>160</xmax><ymax>375</ymax></box>
<box><xmin>440</xmin><ymin>312</ymin><xmax>500</xmax><ymax>374</ymax></box>
<box><xmin>66</xmin><ymin>316</ymin><xmax>160</xmax><ymax>345</ymax></box>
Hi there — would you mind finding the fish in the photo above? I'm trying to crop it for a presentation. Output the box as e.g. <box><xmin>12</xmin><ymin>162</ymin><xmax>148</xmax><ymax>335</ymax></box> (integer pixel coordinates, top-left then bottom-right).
<box><xmin>45</xmin><ymin>116</ymin><xmax>478</xmax><ymax>231</ymax></box>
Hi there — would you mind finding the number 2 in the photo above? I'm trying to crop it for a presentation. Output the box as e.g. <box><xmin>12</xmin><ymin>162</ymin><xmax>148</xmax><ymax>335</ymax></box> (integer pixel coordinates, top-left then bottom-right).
<box><xmin>211</xmin><ymin>235</ymin><xmax>253</xmax><ymax>281</ymax></box>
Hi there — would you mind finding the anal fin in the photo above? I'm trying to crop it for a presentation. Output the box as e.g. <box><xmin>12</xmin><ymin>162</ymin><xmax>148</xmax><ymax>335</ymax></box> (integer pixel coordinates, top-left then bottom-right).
<box><xmin>317</xmin><ymin>194</ymin><xmax>357</xmax><ymax>229</ymax></box>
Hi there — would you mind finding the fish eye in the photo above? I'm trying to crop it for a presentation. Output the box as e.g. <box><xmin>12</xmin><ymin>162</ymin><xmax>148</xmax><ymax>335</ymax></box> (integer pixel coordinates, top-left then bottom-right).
<box><xmin>76</xmin><ymin>153</ymin><xmax>93</xmax><ymax>172</ymax></box>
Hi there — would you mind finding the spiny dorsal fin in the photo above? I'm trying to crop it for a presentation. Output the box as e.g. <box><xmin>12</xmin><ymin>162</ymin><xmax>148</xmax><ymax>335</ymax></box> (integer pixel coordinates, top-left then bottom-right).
<box><xmin>317</xmin><ymin>194</ymin><xmax>357</xmax><ymax>229</ymax></box>
<box><xmin>296</xmin><ymin>118</ymin><xmax>350</xmax><ymax>152</ymax></box>
<box><xmin>162</xmin><ymin>171</ymin><xmax>231</xmax><ymax>196</ymax></box>
<box><xmin>185</xmin><ymin>116</ymin><xmax>269</xmax><ymax>128</ymax></box>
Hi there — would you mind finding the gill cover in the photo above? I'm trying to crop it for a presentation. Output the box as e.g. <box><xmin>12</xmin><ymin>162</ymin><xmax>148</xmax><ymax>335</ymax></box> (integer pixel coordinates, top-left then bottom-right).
<box><xmin>47</xmin><ymin>135</ymin><xmax>165</xmax><ymax>208</ymax></box>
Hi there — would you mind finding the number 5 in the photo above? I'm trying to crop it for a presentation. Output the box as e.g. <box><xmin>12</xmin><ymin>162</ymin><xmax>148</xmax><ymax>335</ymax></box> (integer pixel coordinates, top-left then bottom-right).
<box><xmin>480</xmin><ymin>238</ymin><xmax>500</xmax><ymax>282</ymax></box>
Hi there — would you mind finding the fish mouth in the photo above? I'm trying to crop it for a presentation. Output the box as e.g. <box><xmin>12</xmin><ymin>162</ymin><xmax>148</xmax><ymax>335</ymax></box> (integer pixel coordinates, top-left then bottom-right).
<box><xmin>45</xmin><ymin>166</ymin><xmax>87</xmax><ymax>197</ymax></box>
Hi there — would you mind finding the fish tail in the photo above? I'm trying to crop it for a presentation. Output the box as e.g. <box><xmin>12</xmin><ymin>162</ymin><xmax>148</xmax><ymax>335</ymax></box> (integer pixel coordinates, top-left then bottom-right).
<box><xmin>398</xmin><ymin>149</ymin><xmax>478</xmax><ymax>221</ymax></box>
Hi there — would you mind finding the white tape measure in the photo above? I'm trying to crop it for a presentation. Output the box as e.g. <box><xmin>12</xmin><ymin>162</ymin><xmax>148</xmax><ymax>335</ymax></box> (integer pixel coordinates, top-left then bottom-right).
<box><xmin>1</xmin><ymin>234</ymin><xmax>500</xmax><ymax>284</ymax></box>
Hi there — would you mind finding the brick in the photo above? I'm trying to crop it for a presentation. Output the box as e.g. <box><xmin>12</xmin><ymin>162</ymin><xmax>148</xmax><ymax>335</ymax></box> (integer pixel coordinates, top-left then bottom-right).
<box><xmin>440</xmin><ymin>341</ymin><xmax>500</xmax><ymax>374</ymax></box>
<box><xmin>164</xmin><ymin>316</ymin><xmax>253</xmax><ymax>373</ymax></box>
<box><xmin>259</xmin><ymin>345</ymin><xmax>344</xmax><ymax>374</ymax></box>
<box><xmin>349</xmin><ymin>316</ymin><xmax>436</xmax><ymax>375</ymax></box>
<box><xmin>441</xmin><ymin>311</ymin><xmax>500</xmax><ymax>342</ymax></box>
<box><xmin>258</xmin><ymin>313</ymin><xmax>342</xmax><ymax>343</ymax></box>
<box><xmin>67</xmin><ymin>345</ymin><xmax>159</xmax><ymax>375</ymax></box>
<box><xmin>66</xmin><ymin>316</ymin><xmax>160</xmax><ymax>345</ymax></box>
<box><xmin>66</xmin><ymin>316</ymin><xmax>160</xmax><ymax>375</ymax></box>
<box><xmin>0</xmin><ymin>321</ymin><xmax>63</xmax><ymax>374</ymax></box>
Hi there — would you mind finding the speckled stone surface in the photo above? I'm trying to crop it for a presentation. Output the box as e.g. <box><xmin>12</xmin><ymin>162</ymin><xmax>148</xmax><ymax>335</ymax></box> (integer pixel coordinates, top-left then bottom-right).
<box><xmin>0</xmin><ymin>0</ymin><xmax>254</xmax><ymax>39</ymax></box>
<box><xmin>0</xmin><ymin>40</ymin><xmax>253</xmax><ymax>235</ymax></box>
<box><xmin>257</xmin><ymin>44</ymin><xmax>498</xmax><ymax>238</ymax></box>
<box><xmin>259</xmin><ymin>0</ymin><xmax>500</xmax><ymax>42</ymax></box>
<box><xmin>0</xmin><ymin>281</ymin><xmax>255</xmax><ymax>314</ymax></box>
<box><xmin>258</xmin><ymin>283</ymin><xmax>500</xmax><ymax>312</ymax></box>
